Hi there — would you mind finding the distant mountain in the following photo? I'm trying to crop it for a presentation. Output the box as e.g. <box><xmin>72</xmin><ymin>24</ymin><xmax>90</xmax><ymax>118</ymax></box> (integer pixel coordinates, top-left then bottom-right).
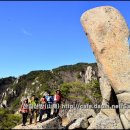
<box><xmin>0</xmin><ymin>63</ymin><xmax>101</xmax><ymax>112</ymax></box>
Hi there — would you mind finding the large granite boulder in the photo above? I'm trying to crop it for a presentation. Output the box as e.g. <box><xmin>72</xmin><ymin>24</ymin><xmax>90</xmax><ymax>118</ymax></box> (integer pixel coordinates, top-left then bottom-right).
<box><xmin>81</xmin><ymin>6</ymin><xmax>130</xmax><ymax>129</ymax></box>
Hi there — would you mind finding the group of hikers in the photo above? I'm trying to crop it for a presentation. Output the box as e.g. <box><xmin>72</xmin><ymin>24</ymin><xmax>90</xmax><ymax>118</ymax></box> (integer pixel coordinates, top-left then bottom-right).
<box><xmin>19</xmin><ymin>89</ymin><xmax>63</xmax><ymax>126</ymax></box>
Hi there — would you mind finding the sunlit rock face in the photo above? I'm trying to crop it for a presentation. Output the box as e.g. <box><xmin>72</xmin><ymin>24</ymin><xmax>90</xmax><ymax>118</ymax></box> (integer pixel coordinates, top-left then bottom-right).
<box><xmin>81</xmin><ymin>6</ymin><xmax>130</xmax><ymax>129</ymax></box>
<box><xmin>84</xmin><ymin>66</ymin><xmax>97</xmax><ymax>84</ymax></box>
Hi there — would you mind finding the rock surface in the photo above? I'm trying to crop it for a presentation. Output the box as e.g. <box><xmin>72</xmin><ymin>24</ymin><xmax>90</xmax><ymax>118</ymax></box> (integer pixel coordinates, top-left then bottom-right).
<box><xmin>13</xmin><ymin>117</ymin><xmax>62</xmax><ymax>129</ymax></box>
<box><xmin>85</xmin><ymin>66</ymin><xmax>97</xmax><ymax>84</ymax></box>
<box><xmin>67</xmin><ymin>108</ymin><xmax>96</xmax><ymax>122</ymax></box>
<box><xmin>68</xmin><ymin>117</ymin><xmax>89</xmax><ymax>129</ymax></box>
<box><xmin>88</xmin><ymin>112</ymin><xmax>123</xmax><ymax>129</ymax></box>
<box><xmin>81</xmin><ymin>6</ymin><xmax>130</xmax><ymax>129</ymax></box>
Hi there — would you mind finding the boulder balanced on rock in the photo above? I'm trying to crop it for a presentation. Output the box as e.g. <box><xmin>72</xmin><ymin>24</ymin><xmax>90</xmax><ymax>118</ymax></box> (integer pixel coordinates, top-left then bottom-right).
<box><xmin>81</xmin><ymin>6</ymin><xmax>130</xmax><ymax>129</ymax></box>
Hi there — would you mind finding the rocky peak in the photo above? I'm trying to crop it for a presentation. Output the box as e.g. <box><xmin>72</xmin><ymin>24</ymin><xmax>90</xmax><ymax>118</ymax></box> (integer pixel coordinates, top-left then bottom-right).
<box><xmin>81</xmin><ymin>6</ymin><xmax>130</xmax><ymax>129</ymax></box>
<box><xmin>84</xmin><ymin>66</ymin><xmax>97</xmax><ymax>84</ymax></box>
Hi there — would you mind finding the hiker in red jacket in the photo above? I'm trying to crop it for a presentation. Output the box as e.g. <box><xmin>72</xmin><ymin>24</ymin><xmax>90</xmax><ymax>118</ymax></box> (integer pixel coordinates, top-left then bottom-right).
<box><xmin>19</xmin><ymin>98</ymin><xmax>29</xmax><ymax>126</ymax></box>
<box><xmin>39</xmin><ymin>95</ymin><xmax>47</xmax><ymax>122</ymax></box>
<box><xmin>53</xmin><ymin>89</ymin><xmax>62</xmax><ymax>117</ymax></box>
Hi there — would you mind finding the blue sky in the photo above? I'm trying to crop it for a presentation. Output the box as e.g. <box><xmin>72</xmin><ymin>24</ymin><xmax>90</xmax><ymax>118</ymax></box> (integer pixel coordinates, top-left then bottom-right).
<box><xmin>0</xmin><ymin>1</ymin><xmax>130</xmax><ymax>78</ymax></box>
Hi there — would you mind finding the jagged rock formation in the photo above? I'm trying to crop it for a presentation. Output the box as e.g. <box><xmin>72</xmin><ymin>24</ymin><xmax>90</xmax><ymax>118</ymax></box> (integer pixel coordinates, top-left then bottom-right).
<box><xmin>0</xmin><ymin>77</ymin><xmax>16</xmax><ymax>107</ymax></box>
<box><xmin>1</xmin><ymin>88</ymin><xmax>17</xmax><ymax>107</ymax></box>
<box><xmin>84</xmin><ymin>66</ymin><xmax>97</xmax><ymax>84</ymax></box>
<box><xmin>81</xmin><ymin>6</ymin><xmax>130</xmax><ymax>129</ymax></box>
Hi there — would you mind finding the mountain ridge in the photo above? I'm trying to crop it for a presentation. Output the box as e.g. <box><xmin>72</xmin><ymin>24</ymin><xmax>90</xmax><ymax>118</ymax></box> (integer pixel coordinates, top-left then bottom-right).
<box><xmin>0</xmin><ymin>62</ymin><xmax>101</xmax><ymax>129</ymax></box>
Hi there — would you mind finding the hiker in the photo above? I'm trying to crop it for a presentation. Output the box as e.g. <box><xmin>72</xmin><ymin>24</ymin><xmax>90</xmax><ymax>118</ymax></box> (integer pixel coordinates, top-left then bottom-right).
<box><xmin>19</xmin><ymin>98</ymin><xmax>29</xmax><ymax>126</ymax></box>
<box><xmin>29</xmin><ymin>95</ymin><xmax>38</xmax><ymax>125</ymax></box>
<box><xmin>45</xmin><ymin>91</ymin><xmax>54</xmax><ymax>119</ymax></box>
<box><xmin>39</xmin><ymin>95</ymin><xmax>47</xmax><ymax>122</ymax></box>
<box><xmin>53</xmin><ymin>89</ymin><xmax>62</xmax><ymax>117</ymax></box>
<box><xmin>34</xmin><ymin>97</ymin><xmax>39</xmax><ymax>125</ymax></box>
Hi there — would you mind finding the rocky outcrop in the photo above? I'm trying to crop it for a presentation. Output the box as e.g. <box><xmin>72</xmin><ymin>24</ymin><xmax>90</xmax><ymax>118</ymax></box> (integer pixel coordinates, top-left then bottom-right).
<box><xmin>67</xmin><ymin>108</ymin><xmax>96</xmax><ymax>123</ymax></box>
<box><xmin>68</xmin><ymin>117</ymin><xmax>89</xmax><ymax>129</ymax></box>
<box><xmin>81</xmin><ymin>6</ymin><xmax>130</xmax><ymax>129</ymax></box>
<box><xmin>78</xmin><ymin>65</ymin><xmax>98</xmax><ymax>83</ymax></box>
<box><xmin>0</xmin><ymin>88</ymin><xmax>17</xmax><ymax>108</ymax></box>
<box><xmin>0</xmin><ymin>77</ymin><xmax>16</xmax><ymax>106</ymax></box>
<box><xmin>64</xmin><ymin>109</ymin><xmax>96</xmax><ymax>129</ymax></box>
<box><xmin>84</xmin><ymin>66</ymin><xmax>97</xmax><ymax>84</ymax></box>
<box><xmin>88</xmin><ymin>112</ymin><xmax>123</xmax><ymax>129</ymax></box>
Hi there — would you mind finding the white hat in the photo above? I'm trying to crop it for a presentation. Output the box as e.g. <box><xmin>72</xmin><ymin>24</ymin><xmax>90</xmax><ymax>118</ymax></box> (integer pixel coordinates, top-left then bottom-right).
<box><xmin>43</xmin><ymin>92</ymin><xmax>48</xmax><ymax>96</ymax></box>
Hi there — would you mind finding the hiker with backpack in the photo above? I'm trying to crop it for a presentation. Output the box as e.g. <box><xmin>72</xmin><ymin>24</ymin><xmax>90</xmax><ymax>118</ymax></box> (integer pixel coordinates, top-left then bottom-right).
<box><xmin>29</xmin><ymin>95</ymin><xmax>38</xmax><ymax>125</ymax></box>
<box><xmin>39</xmin><ymin>94</ymin><xmax>47</xmax><ymax>122</ymax></box>
<box><xmin>45</xmin><ymin>91</ymin><xmax>54</xmax><ymax>119</ymax></box>
<box><xmin>19</xmin><ymin>98</ymin><xmax>29</xmax><ymax>126</ymax></box>
<box><xmin>53</xmin><ymin>89</ymin><xmax>62</xmax><ymax>117</ymax></box>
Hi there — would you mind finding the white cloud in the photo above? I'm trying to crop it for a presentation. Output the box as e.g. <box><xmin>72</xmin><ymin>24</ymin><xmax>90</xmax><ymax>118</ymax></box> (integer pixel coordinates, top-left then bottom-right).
<box><xmin>22</xmin><ymin>28</ymin><xmax>32</xmax><ymax>36</ymax></box>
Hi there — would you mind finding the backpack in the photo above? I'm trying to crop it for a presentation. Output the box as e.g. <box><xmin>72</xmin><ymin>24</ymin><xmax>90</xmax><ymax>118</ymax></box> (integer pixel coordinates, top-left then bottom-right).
<box><xmin>40</xmin><ymin>97</ymin><xmax>47</xmax><ymax>104</ymax></box>
<box><xmin>21</xmin><ymin>103</ymin><xmax>29</xmax><ymax>113</ymax></box>
<box><xmin>34</xmin><ymin>97</ymin><xmax>39</xmax><ymax>104</ymax></box>
<box><xmin>40</xmin><ymin>97</ymin><xmax>47</xmax><ymax>110</ymax></box>
<box><xmin>46</xmin><ymin>95</ymin><xmax>53</xmax><ymax>104</ymax></box>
